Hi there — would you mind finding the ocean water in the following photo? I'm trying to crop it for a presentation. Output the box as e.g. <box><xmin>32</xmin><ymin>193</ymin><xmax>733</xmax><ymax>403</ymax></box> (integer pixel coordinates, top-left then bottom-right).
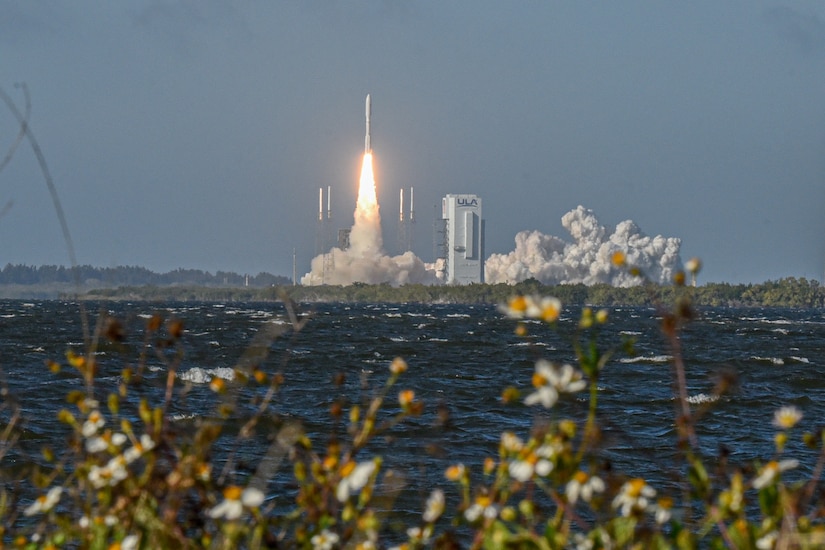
<box><xmin>1</xmin><ymin>300</ymin><xmax>824</xmax><ymax>527</ymax></box>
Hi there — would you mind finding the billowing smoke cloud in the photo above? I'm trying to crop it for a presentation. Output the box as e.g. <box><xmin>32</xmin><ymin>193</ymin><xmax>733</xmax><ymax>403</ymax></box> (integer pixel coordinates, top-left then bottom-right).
<box><xmin>485</xmin><ymin>205</ymin><xmax>682</xmax><ymax>286</ymax></box>
<box><xmin>301</xmin><ymin>154</ymin><xmax>437</xmax><ymax>286</ymax></box>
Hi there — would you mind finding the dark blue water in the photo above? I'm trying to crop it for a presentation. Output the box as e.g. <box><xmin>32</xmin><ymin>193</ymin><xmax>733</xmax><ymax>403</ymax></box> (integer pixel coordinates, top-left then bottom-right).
<box><xmin>2</xmin><ymin>300</ymin><xmax>824</xmax><ymax>523</ymax></box>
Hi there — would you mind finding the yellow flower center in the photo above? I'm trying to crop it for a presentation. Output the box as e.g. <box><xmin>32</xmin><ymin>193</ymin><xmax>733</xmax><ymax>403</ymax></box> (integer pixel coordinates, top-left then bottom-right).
<box><xmin>574</xmin><ymin>471</ymin><xmax>589</xmax><ymax>484</ymax></box>
<box><xmin>223</xmin><ymin>486</ymin><xmax>243</xmax><ymax>500</ymax></box>
<box><xmin>627</xmin><ymin>478</ymin><xmax>647</xmax><ymax>497</ymax></box>
<box><xmin>340</xmin><ymin>461</ymin><xmax>356</xmax><ymax>478</ymax></box>
<box><xmin>509</xmin><ymin>296</ymin><xmax>527</xmax><ymax>312</ymax></box>
<box><xmin>322</xmin><ymin>455</ymin><xmax>338</xmax><ymax>471</ymax></box>
<box><xmin>541</xmin><ymin>305</ymin><xmax>560</xmax><ymax>322</ymax></box>
<box><xmin>532</xmin><ymin>373</ymin><xmax>548</xmax><ymax>387</ymax></box>
<box><xmin>445</xmin><ymin>465</ymin><xmax>464</xmax><ymax>481</ymax></box>
<box><xmin>399</xmin><ymin>389</ymin><xmax>415</xmax><ymax>406</ymax></box>
<box><xmin>390</xmin><ymin>357</ymin><xmax>408</xmax><ymax>374</ymax></box>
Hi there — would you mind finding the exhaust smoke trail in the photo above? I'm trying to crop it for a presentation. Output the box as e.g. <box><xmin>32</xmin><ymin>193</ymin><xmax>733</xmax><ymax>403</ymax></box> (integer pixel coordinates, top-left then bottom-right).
<box><xmin>485</xmin><ymin>205</ymin><xmax>683</xmax><ymax>286</ymax></box>
<box><xmin>301</xmin><ymin>151</ymin><xmax>435</xmax><ymax>286</ymax></box>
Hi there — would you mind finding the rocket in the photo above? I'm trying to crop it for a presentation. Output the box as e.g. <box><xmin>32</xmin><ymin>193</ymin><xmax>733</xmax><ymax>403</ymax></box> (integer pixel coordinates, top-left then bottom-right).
<box><xmin>365</xmin><ymin>93</ymin><xmax>371</xmax><ymax>153</ymax></box>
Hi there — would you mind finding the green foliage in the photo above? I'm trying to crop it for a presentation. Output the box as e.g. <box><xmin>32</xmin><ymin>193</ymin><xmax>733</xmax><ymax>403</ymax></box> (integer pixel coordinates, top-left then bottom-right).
<box><xmin>0</xmin><ymin>263</ymin><xmax>291</xmax><ymax>288</ymax></box>
<box><xmin>72</xmin><ymin>276</ymin><xmax>825</xmax><ymax>307</ymax></box>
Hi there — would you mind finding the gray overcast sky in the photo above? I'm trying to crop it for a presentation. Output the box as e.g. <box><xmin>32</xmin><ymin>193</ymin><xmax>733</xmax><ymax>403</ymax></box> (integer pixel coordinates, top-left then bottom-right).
<box><xmin>1</xmin><ymin>1</ymin><xmax>824</xmax><ymax>284</ymax></box>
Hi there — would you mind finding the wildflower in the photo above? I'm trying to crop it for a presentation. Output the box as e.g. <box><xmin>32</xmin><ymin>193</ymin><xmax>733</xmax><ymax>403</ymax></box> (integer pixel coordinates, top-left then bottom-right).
<box><xmin>500</xmin><ymin>295</ymin><xmax>562</xmax><ymax>323</ymax></box>
<box><xmin>195</xmin><ymin>462</ymin><xmax>211</xmax><ymax>482</ymax></box>
<box><xmin>612</xmin><ymin>478</ymin><xmax>656</xmax><ymax>517</ymax></box>
<box><xmin>525</xmin><ymin>362</ymin><xmax>559</xmax><ymax>408</ymax></box>
<box><xmin>756</xmin><ymin>531</ymin><xmax>778</xmax><ymax>550</ymax></box>
<box><xmin>531</xmin><ymin>296</ymin><xmax>562</xmax><ymax>323</ymax></box>
<box><xmin>85</xmin><ymin>431</ymin><xmax>128</xmax><ymax>454</ymax></box>
<box><xmin>536</xmin><ymin>440</ymin><xmax>562</xmax><ymax>461</ymax></box>
<box><xmin>311</xmin><ymin>529</ymin><xmax>340</xmax><ymax>550</ymax></box>
<box><xmin>500</xmin><ymin>431</ymin><xmax>524</xmax><ymax>453</ymax></box>
<box><xmin>611</xmin><ymin>250</ymin><xmax>626</xmax><ymax>267</ymax></box>
<box><xmin>208</xmin><ymin>486</ymin><xmax>265</xmax><ymax>520</ymax></box>
<box><xmin>752</xmin><ymin>459</ymin><xmax>798</xmax><ymax>489</ymax></box>
<box><xmin>398</xmin><ymin>389</ymin><xmax>415</xmax><ymax>408</ymax></box>
<box><xmin>579</xmin><ymin>308</ymin><xmax>594</xmax><ymax>329</ymax></box>
<box><xmin>573</xmin><ymin>528</ymin><xmax>612</xmax><ymax>550</ymax></box>
<box><xmin>464</xmin><ymin>495</ymin><xmax>499</xmax><ymax>522</ymax></box>
<box><xmin>124</xmin><ymin>434</ymin><xmax>155</xmax><ymax>464</ymax></box>
<box><xmin>684</xmin><ymin>257</ymin><xmax>702</xmax><ymax>274</ymax></box>
<box><xmin>509</xmin><ymin>452</ymin><xmax>553</xmax><ymax>482</ymax></box>
<box><xmin>573</xmin><ymin>533</ymin><xmax>594</xmax><ymax>550</ymax></box>
<box><xmin>80</xmin><ymin>398</ymin><xmax>100</xmax><ymax>412</ymax></box>
<box><xmin>595</xmin><ymin>309</ymin><xmax>609</xmax><ymax>324</ymax></box>
<box><xmin>82</xmin><ymin>410</ymin><xmax>105</xmax><ymax>438</ymax></box>
<box><xmin>524</xmin><ymin>360</ymin><xmax>586</xmax><ymax>409</ymax></box>
<box><xmin>110</xmin><ymin>534</ymin><xmax>139</xmax><ymax>550</ymax></box>
<box><xmin>389</xmin><ymin>357</ymin><xmax>408</xmax><ymax>374</ymax></box>
<box><xmin>336</xmin><ymin>460</ymin><xmax>377</xmax><ymax>502</ymax></box>
<box><xmin>565</xmin><ymin>471</ymin><xmax>605</xmax><ymax>504</ymax></box>
<box><xmin>85</xmin><ymin>436</ymin><xmax>108</xmax><ymax>454</ymax></box>
<box><xmin>772</xmin><ymin>406</ymin><xmax>803</xmax><ymax>430</ymax></box>
<box><xmin>88</xmin><ymin>454</ymin><xmax>130</xmax><ymax>488</ymax></box>
<box><xmin>718</xmin><ymin>472</ymin><xmax>744</xmax><ymax>513</ymax></box>
<box><xmin>445</xmin><ymin>463</ymin><xmax>465</xmax><ymax>481</ymax></box>
<box><xmin>66</xmin><ymin>350</ymin><xmax>87</xmax><ymax>369</ymax></box>
<box><xmin>23</xmin><ymin>486</ymin><xmax>62</xmax><ymax>516</ymax></box>
<box><xmin>423</xmin><ymin>489</ymin><xmax>445</xmax><ymax>523</ymax></box>
<box><xmin>500</xmin><ymin>295</ymin><xmax>528</xmax><ymax>319</ymax></box>
<box><xmin>209</xmin><ymin>377</ymin><xmax>226</xmax><ymax>393</ymax></box>
<box><xmin>406</xmin><ymin>526</ymin><xmax>433</xmax><ymax>544</ymax></box>
<box><xmin>654</xmin><ymin>497</ymin><xmax>673</xmax><ymax>524</ymax></box>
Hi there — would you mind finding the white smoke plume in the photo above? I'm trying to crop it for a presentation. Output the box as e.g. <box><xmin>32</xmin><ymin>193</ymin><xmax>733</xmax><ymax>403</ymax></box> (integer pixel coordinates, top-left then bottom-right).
<box><xmin>301</xmin><ymin>154</ymin><xmax>437</xmax><ymax>286</ymax></box>
<box><xmin>485</xmin><ymin>205</ymin><xmax>682</xmax><ymax>286</ymax></box>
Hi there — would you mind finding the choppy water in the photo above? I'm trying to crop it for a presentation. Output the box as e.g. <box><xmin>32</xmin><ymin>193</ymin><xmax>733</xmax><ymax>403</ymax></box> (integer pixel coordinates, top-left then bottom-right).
<box><xmin>2</xmin><ymin>300</ymin><xmax>824</xmax><ymax>522</ymax></box>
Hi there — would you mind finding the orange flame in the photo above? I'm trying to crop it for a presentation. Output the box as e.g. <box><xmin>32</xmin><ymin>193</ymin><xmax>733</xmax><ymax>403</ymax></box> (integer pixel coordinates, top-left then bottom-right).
<box><xmin>356</xmin><ymin>153</ymin><xmax>377</xmax><ymax>211</ymax></box>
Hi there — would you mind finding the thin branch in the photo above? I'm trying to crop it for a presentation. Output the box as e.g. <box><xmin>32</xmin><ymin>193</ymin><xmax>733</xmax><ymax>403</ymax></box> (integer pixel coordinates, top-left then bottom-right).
<box><xmin>0</xmin><ymin>84</ymin><xmax>89</xmax><ymax>346</ymax></box>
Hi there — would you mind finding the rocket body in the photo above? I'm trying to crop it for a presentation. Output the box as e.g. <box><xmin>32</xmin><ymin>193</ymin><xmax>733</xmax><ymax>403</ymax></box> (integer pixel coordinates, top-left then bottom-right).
<box><xmin>365</xmin><ymin>94</ymin><xmax>371</xmax><ymax>152</ymax></box>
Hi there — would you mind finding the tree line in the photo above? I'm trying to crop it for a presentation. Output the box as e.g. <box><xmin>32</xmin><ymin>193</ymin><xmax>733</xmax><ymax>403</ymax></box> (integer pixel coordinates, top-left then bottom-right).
<box><xmin>0</xmin><ymin>263</ymin><xmax>291</xmax><ymax>287</ymax></box>
<box><xmin>79</xmin><ymin>276</ymin><xmax>825</xmax><ymax>308</ymax></box>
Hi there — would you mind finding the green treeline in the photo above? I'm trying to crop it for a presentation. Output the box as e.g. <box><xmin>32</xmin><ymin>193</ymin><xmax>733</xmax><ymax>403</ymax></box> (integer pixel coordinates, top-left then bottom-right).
<box><xmin>0</xmin><ymin>263</ymin><xmax>291</xmax><ymax>287</ymax></box>
<box><xmin>80</xmin><ymin>277</ymin><xmax>825</xmax><ymax>308</ymax></box>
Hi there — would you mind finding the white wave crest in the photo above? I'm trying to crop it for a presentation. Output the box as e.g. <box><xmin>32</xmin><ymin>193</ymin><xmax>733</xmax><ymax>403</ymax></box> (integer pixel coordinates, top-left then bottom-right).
<box><xmin>750</xmin><ymin>356</ymin><xmax>785</xmax><ymax>365</ymax></box>
<box><xmin>687</xmin><ymin>393</ymin><xmax>719</xmax><ymax>405</ymax></box>
<box><xmin>619</xmin><ymin>355</ymin><xmax>673</xmax><ymax>364</ymax></box>
<box><xmin>178</xmin><ymin>367</ymin><xmax>236</xmax><ymax>384</ymax></box>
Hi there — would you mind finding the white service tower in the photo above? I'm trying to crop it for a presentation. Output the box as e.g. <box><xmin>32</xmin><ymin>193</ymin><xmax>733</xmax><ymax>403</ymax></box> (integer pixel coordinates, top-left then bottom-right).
<box><xmin>442</xmin><ymin>194</ymin><xmax>484</xmax><ymax>284</ymax></box>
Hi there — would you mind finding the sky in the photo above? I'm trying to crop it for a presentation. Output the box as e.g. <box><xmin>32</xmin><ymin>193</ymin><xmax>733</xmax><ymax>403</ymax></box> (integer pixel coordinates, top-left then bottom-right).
<box><xmin>1</xmin><ymin>1</ymin><xmax>824</xmax><ymax>285</ymax></box>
